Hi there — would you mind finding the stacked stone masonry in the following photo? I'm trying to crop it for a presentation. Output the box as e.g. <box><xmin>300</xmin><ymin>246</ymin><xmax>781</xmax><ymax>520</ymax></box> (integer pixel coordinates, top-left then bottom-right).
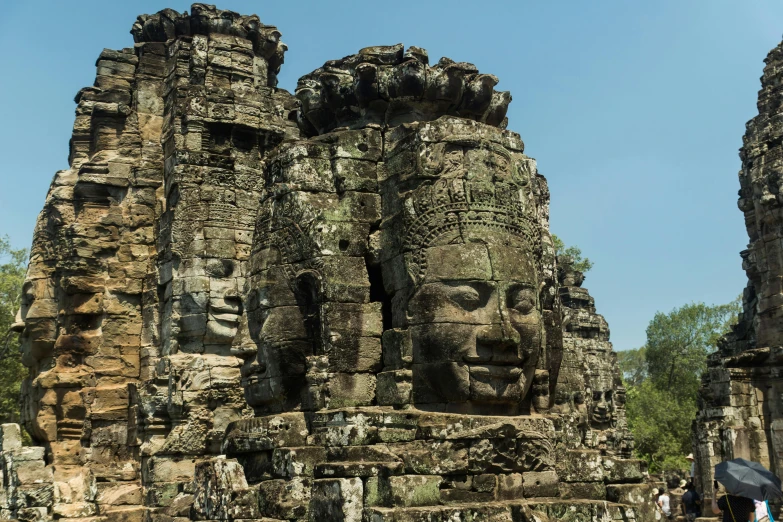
<box><xmin>693</xmin><ymin>36</ymin><xmax>783</xmax><ymax>513</ymax></box>
<box><xmin>5</xmin><ymin>4</ymin><xmax>653</xmax><ymax>521</ymax></box>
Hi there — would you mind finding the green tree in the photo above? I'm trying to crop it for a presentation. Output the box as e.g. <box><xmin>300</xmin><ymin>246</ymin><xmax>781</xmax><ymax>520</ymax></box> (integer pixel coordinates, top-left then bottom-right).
<box><xmin>626</xmin><ymin>380</ymin><xmax>697</xmax><ymax>472</ymax></box>
<box><xmin>645</xmin><ymin>299</ymin><xmax>741</xmax><ymax>404</ymax></box>
<box><xmin>0</xmin><ymin>236</ymin><xmax>27</xmax><ymax>424</ymax></box>
<box><xmin>622</xmin><ymin>298</ymin><xmax>741</xmax><ymax>473</ymax></box>
<box><xmin>616</xmin><ymin>346</ymin><xmax>647</xmax><ymax>387</ymax></box>
<box><xmin>552</xmin><ymin>234</ymin><xmax>594</xmax><ymax>273</ymax></box>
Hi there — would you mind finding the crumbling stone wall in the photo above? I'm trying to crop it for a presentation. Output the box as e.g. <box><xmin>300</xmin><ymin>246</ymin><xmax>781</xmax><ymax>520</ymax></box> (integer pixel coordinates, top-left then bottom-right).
<box><xmin>5</xmin><ymin>4</ymin><xmax>650</xmax><ymax>521</ymax></box>
<box><xmin>694</xmin><ymin>38</ymin><xmax>783</xmax><ymax>504</ymax></box>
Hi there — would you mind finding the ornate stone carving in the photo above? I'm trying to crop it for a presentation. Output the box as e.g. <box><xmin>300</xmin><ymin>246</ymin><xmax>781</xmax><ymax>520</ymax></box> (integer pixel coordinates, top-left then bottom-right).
<box><xmin>4</xmin><ymin>7</ymin><xmax>650</xmax><ymax>521</ymax></box>
<box><xmin>296</xmin><ymin>44</ymin><xmax>512</xmax><ymax>136</ymax></box>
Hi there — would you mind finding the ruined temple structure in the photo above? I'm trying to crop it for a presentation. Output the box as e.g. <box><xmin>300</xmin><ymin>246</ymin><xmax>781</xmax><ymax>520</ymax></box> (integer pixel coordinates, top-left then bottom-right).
<box><xmin>693</xmin><ymin>37</ymin><xmax>783</xmax><ymax>505</ymax></box>
<box><xmin>555</xmin><ymin>258</ymin><xmax>634</xmax><ymax>466</ymax></box>
<box><xmin>3</xmin><ymin>4</ymin><xmax>652</xmax><ymax>521</ymax></box>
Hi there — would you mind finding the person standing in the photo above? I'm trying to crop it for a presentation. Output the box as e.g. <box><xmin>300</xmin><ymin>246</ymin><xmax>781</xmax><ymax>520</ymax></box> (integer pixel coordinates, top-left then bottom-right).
<box><xmin>711</xmin><ymin>480</ymin><xmax>755</xmax><ymax>522</ymax></box>
<box><xmin>686</xmin><ymin>453</ymin><xmax>696</xmax><ymax>482</ymax></box>
<box><xmin>658</xmin><ymin>488</ymin><xmax>672</xmax><ymax>519</ymax></box>
<box><xmin>681</xmin><ymin>482</ymin><xmax>702</xmax><ymax>521</ymax></box>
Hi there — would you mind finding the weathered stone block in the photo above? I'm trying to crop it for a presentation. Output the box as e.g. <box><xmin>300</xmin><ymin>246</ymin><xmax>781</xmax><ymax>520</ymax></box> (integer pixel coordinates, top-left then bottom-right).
<box><xmin>602</xmin><ymin>457</ymin><xmax>644</xmax><ymax>483</ymax></box>
<box><xmin>310</xmin><ymin>478</ymin><xmax>363</xmax><ymax>522</ymax></box>
<box><xmin>272</xmin><ymin>447</ymin><xmax>327</xmax><ymax>478</ymax></box>
<box><xmin>388</xmin><ymin>475</ymin><xmax>441</xmax><ymax>507</ymax></box>
<box><xmin>558</xmin><ymin>481</ymin><xmax>607</xmax><ymax>500</ymax></box>
<box><xmin>143</xmin><ymin>457</ymin><xmax>197</xmax><ymax>484</ymax></box>
<box><xmin>191</xmin><ymin>457</ymin><xmax>248</xmax><ymax>520</ymax></box>
<box><xmin>518</xmin><ymin>471</ymin><xmax>557</xmax><ymax>499</ymax></box>
<box><xmin>556</xmin><ymin>450</ymin><xmax>604</xmax><ymax>483</ymax></box>
<box><xmin>0</xmin><ymin>425</ymin><xmax>22</xmax><ymax>452</ymax></box>
<box><xmin>325</xmin><ymin>373</ymin><xmax>376</xmax><ymax>409</ymax></box>
<box><xmin>257</xmin><ymin>478</ymin><xmax>310</xmax><ymax>520</ymax></box>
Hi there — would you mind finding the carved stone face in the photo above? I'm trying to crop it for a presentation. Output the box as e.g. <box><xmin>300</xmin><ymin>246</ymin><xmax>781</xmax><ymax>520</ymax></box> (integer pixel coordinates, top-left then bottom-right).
<box><xmin>173</xmin><ymin>258</ymin><xmax>243</xmax><ymax>351</ymax></box>
<box><xmin>203</xmin><ymin>259</ymin><xmax>242</xmax><ymax>345</ymax></box>
<box><xmin>590</xmin><ymin>388</ymin><xmax>614</xmax><ymax>429</ymax></box>
<box><xmin>242</xmin><ymin>258</ymin><xmax>314</xmax><ymax>413</ymax></box>
<box><xmin>14</xmin><ymin>279</ymin><xmax>57</xmax><ymax>367</ymax></box>
<box><xmin>407</xmin><ymin>241</ymin><xmax>543</xmax><ymax>415</ymax></box>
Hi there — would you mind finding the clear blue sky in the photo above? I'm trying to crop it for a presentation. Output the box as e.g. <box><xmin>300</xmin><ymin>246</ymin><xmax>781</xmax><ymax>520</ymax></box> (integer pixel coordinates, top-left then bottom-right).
<box><xmin>1</xmin><ymin>1</ymin><xmax>782</xmax><ymax>351</ymax></box>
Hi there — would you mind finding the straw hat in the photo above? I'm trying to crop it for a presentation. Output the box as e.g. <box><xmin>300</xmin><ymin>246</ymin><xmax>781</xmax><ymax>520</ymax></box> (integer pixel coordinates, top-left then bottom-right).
<box><xmin>686</xmin><ymin>453</ymin><xmax>694</xmax><ymax>461</ymax></box>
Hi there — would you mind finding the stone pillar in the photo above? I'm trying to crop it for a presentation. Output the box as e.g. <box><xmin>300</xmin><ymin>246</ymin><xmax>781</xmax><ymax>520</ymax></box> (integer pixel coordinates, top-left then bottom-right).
<box><xmin>125</xmin><ymin>5</ymin><xmax>297</xmax><ymax>520</ymax></box>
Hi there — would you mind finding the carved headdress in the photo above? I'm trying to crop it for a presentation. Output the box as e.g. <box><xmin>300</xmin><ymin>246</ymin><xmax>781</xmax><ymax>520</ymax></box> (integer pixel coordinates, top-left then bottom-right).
<box><xmin>401</xmin><ymin>177</ymin><xmax>542</xmax><ymax>284</ymax></box>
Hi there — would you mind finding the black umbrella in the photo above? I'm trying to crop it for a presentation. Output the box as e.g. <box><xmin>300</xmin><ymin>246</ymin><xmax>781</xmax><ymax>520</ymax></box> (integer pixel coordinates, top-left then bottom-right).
<box><xmin>715</xmin><ymin>458</ymin><xmax>783</xmax><ymax>501</ymax></box>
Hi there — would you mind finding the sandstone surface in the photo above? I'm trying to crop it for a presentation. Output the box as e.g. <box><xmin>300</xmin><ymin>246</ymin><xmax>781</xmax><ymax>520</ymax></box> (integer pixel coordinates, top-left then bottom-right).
<box><xmin>4</xmin><ymin>4</ymin><xmax>649</xmax><ymax>521</ymax></box>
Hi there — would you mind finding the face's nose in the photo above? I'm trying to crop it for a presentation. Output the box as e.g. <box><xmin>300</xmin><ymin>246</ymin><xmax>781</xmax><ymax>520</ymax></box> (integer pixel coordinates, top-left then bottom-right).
<box><xmin>241</xmin><ymin>358</ymin><xmax>267</xmax><ymax>379</ymax></box>
<box><xmin>10</xmin><ymin>308</ymin><xmax>24</xmax><ymax>333</ymax></box>
<box><xmin>472</xmin><ymin>319</ymin><xmax>522</xmax><ymax>364</ymax></box>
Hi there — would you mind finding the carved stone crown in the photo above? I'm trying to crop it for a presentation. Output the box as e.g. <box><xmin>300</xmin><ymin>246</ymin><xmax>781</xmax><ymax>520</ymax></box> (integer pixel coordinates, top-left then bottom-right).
<box><xmin>296</xmin><ymin>44</ymin><xmax>512</xmax><ymax>136</ymax></box>
<box><xmin>403</xmin><ymin>178</ymin><xmax>542</xmax><ymax>281</ymax></box>
<box><xmin>131</xmin><ymin>3</ymin><xmax>286</xmax><ymax>69</ymax></box>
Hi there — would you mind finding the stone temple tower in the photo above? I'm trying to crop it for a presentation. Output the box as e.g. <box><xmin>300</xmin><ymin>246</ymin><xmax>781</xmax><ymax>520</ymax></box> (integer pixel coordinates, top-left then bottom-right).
<box><xmin>3</xmin><ymin>4</ymin><xmax>650</xmax><ymax>521</ymax></box>
<box><xmin>693</xmin><ymin>37</ymin><xmax>783</xmax><ymax>506</ymax></box>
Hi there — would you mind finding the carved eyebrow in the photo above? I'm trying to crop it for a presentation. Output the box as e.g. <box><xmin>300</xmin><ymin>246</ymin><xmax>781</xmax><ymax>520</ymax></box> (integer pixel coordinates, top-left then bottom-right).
<box><xmin>506</xmin><ymin>282</ymin><xmax>536</xmax><ymax>290</ymax></box>
<box><xmin>441</xmin><ymin>280</ymin><xmax>494</xmax><ymax>287</ymax></box>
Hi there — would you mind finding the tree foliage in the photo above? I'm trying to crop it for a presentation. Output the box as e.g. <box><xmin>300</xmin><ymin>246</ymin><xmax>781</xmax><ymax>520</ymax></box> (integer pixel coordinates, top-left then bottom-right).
<box><xmin>645</xmin><ymin>299</ymin><xmax>740</xmax><ymax>403</ymax></box>
<box><xmin>0</xmin><ymin>236</ymin><xmax>27</xmax><ymax>424</ymax></box>
<box><xmin>552</xmin><ymin>234</ymin><xmax>594</xmax><ymax>273</ymax></box>
<box><xmin>616</xmin><ymin>346</ymin><xmax>647</xmax><ymax>388</ymax></box>
<box><xmin>626</xmin><ymin>380</ymin><xmax>697</xmax><ymax>472</ymax></box>
<box><xmin>620</xmin><ymin>298</ymin><xmax>740</xmax><ymax>473</ymax></box>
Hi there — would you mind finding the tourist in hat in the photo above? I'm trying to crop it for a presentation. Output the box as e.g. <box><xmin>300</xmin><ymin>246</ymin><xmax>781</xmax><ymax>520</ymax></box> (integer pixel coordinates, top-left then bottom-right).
<box><xmin>687</xmin><ymin>453</ymin><xmax>695</xmax><ymax>481</ymax></box>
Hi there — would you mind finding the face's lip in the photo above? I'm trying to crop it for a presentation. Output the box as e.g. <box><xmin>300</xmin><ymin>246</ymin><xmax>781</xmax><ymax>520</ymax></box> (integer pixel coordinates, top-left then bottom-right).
<box><xmin>210</xmin><ymin>299</ymin><xmax>241</xmax><ymax>314</ymax></box>
<box><xmin>466</xmin><ymin>363</ymin><xmax>523</xmax><ymax>381</ymax></box>
<box><xmin>209</xmin><ymin>311</ymin><xmax>241</xmax><ymax>323</ymax></box>
<box><xmin>241</xmin><ymin>362</ymin><xmax>267</xmax><ymax>380</ymax></box>
<box><xmin>463</xmin><ymin>352</ymin><xmax>525</xmax><ymax>366</ymax></box>
<box><xmin>241</xmin><ymin>376</ymin><xmax>262</xmax><ymax>388</ymax></box>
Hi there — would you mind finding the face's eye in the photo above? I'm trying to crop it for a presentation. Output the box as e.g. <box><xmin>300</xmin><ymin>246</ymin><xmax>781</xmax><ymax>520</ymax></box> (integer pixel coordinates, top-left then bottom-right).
<box><xmin>21</xmin><ymin>292</ymin><xmax>34</xmax><ymax>307</ymax></box>
<box><xmin>446</xmin><ymin>285</ymin><xmax>482</xmax><ymax>311</ymax></box>
<box><xmin>20</xmin><ymin>284</ymin><xmax>35</xmax><ymax>307</ymax></box>
<box><xmin>509</xmin><ymin>287</ymin><xmax>536</xmax><ymax>314</ymax></box>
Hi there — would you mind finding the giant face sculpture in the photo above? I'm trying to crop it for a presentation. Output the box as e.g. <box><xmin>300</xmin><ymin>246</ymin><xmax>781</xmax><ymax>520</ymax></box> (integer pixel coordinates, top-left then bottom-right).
<box><xmin>590</xmin><ymin>388</ymin><xmax>615</xmax><ymax>429</ymax></box>
<box><xmin>14</xmin><ymin>278</ymin><xmax>57</xmax><ymax>368</ymax></box>
<box><xmin>386</xmin><ymin>151</ymin><xmax>549</xmax><ymax>415</ymax></box>
<box><xmin>241</xmin><ymin>197</ymin><xmax>324</xmax><ymax>414</ymax></box>
<box><xmin>404</xmin><ymin>240</ymin><xmax>543</xmax><ymax>415</ymax></box>
<box><xmin>240</xmin><ymin>118</ymin><xmax>552</xmax><ymax>417</ymax></box>
<box><xmin>169</xmin><ymin>255</ymin><xmax>244</xmax><ymax>352</ymax></box>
